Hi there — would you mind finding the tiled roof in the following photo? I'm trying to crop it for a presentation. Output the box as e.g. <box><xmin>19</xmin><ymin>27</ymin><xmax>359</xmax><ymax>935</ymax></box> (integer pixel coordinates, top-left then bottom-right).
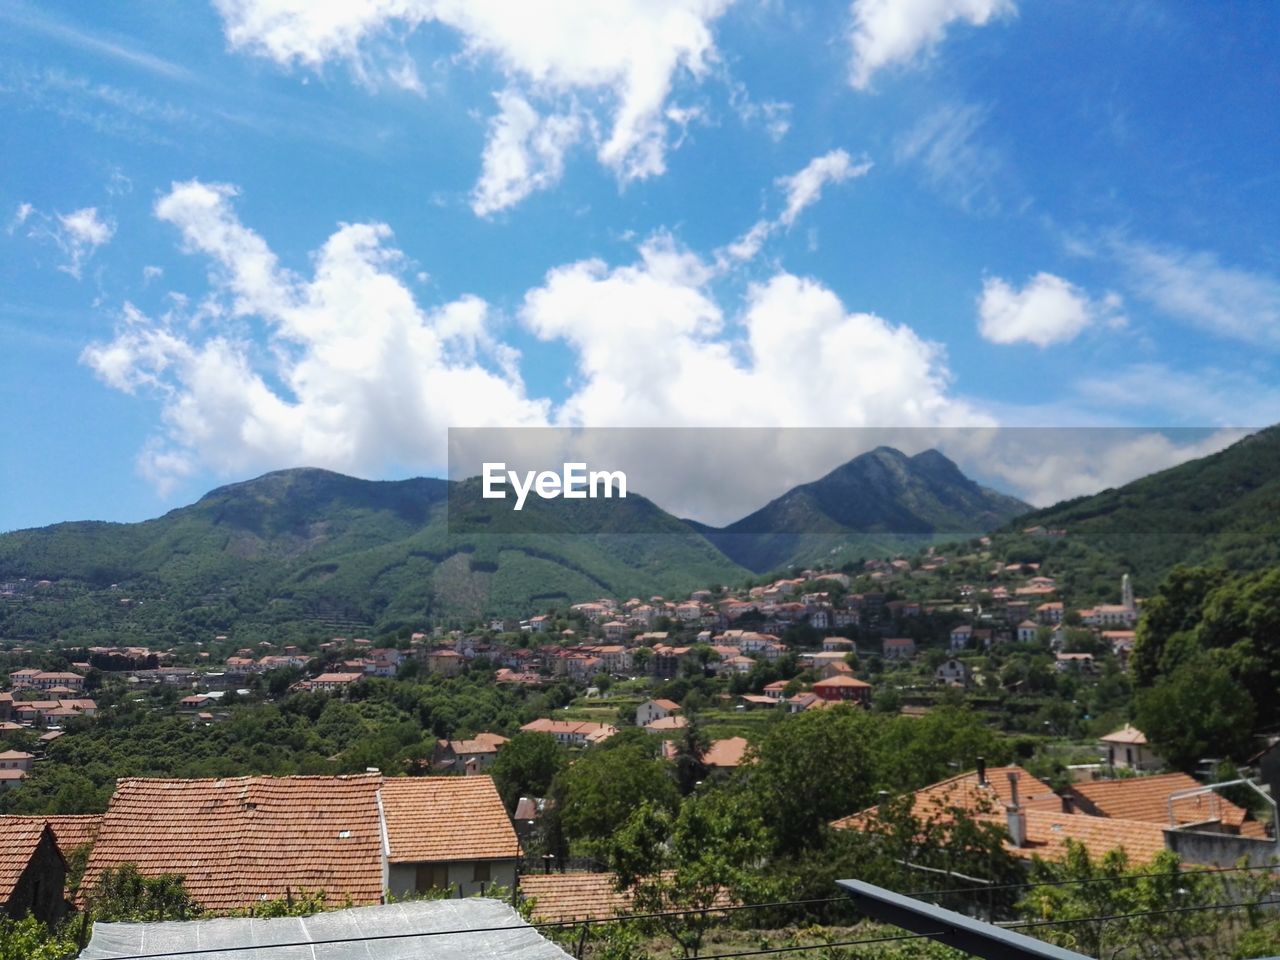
<box><xmin>381</xmin><ymin>775</ymin><xmax>519</xmax><ymax>864</ymax></box>
<box><xmin>1071</xmin><ymin>773</ymin><xmax>1251</xmax><ymax>828</ymax></box>
<box><xmin>831</xmin><ymin>766</ymin><xmax>1061</xmax><ymax>831</ymax></box>
<box><xmin>703</xmin><ymin>737</ymin><xmax>749</xmax><ymax>769</ymax></box>
<box><xmin>520</xmin><ymin>873</ymin><xmax>628</xmax><ymax>923</ymax></box>
<box><xmin>812</xmin><ymin>675</ymin><xmax>871</xmax><ymax>688</ymax></box>
<box><xmin>1100</xmin><ymin>724</ymin><xmax>1148</xmax><ymax>745</ymax></box>
<box><xmin>644</xmin><ymin>716</ymin><xmax>688</xmax><ymax>732</ymax></box>
<box><xmin>0</xmin><ymin>819</ymin><xmax>51</xmax><ymax>901</ymax></box>
<box><xmin>0</xmin><ymin>815</ymin><xmax>102</xmax><ymax>856</ymax></box>
<box><xmin>1014</xmin><ymin>810</ymin><xmax>1168</xmax><ymax>864</ymax></box>
<box><xmin>81</xmin><ymin>775</ymin><xmax>385</xmax><ymax>912</ymax></box>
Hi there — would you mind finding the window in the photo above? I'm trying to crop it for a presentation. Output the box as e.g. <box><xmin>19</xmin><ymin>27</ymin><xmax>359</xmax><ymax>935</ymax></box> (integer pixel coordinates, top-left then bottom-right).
<box><xmin>415</xmin><ymin>863</ymin><xmax>450</xmax><ymax>891</ymax></box>
<box><xmin>472</xmin><ymin>861</ymin><xmax>491</xmax><ymax>883</ymax></box>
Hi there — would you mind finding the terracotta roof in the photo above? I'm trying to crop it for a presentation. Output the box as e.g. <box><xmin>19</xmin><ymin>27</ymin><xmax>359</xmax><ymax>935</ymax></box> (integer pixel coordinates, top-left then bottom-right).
<box><xmin>644</xmin><ymin>715</ymin><xmax>688</xmax><ymax>732</ymax></box>
<box><xmin>81</xmin><ymin>775</ymin><xmax>385</xmax><ymax>912</ymax></box>
<box><xmin>1014</xmin><ymin>810</ymin><xmax>1168</xmax><ymax>864</ymax></box>
<box><xmin>381</xmin><ymin>775</ymin><xmax>519</xmax><ymax>864</ymax></box>
<box><xmin>0</xmin><ymin>815</ymin><xmax>102</xmax><ymax>856</ymax></box>
<box><xmin>648</xmin><ymin>699</ymin><xmax>681</xmax><ymax>711</ymax></box>
<box><xmin>1071</xmin><ymin>773</ymin><xmax>1251</xmax><ymax>828</ymax></box>
<box><xmin>0</xmin><ymin>819</ymin><xmax>54</xmax><ymax>902</ymax></box>
<box><xmin>520</xmin><ymin>873</ymin><xmax>628</xmax><ymax>923</ymax></box>
<box><xmin>831</xmin><ymin>766</ymin><xmax>1061</xmax><ymax>832</ymax></box>
<box><xmin>1100</xmin><ymin>724</ymin><xmax>1148</xmax><ymax>745</ymax></box>
<box><xmin>812</xmin><ymin>675</ymin><xmax>871</xmax><ymax>688</ymax></box>
<box><xmin>703</xmin><ymin>737</ymin><xmax>749</xmax><ymax>769</ymax></box>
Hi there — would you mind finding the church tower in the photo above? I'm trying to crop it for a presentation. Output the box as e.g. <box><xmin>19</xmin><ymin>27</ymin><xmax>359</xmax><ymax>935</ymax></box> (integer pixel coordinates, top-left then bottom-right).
<box><xmin>1121</xmin><ymin>573</ymin><xmax>1135</xmax><ymax>611</ymax></box>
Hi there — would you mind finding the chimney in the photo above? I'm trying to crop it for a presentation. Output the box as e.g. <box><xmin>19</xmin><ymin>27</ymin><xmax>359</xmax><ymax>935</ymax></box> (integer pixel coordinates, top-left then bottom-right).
<box><xmin>1007</xmin><ymin>772</ymin><xmax>1027</xmax><ymax>847</ymax></box>
<box><xmin>976</xmin><ymin>756</ymin><xmax>987</xmax><ymax>787</ymax></box>
<box><xmin>1061</xmin><ymin>793</ymin><xmax>1075</xmax><ymax>815</ymax></box>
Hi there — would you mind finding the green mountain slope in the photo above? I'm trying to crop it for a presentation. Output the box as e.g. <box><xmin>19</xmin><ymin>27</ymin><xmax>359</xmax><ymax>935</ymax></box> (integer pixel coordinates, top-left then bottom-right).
<box><xmin>696</xmin><ymin>447</ymin><xmax>1031</xmax><ymax>573</ymax></box>
<box><xmin>988</xmin><ymin>426</ymin><xmax>1280</xmax><ymax>600</ymax></box>
<box><xmin>0</xmin><ymin>468</ymin><xmax>746</xmax><ymax>639</ymax></box>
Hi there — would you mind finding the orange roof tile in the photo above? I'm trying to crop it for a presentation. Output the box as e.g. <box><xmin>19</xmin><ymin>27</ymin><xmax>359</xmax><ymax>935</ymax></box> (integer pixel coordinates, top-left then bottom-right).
<box><xmin>1100</xmin><ymin>724</ymin><xmax>1148</xmax><ymax>745</ymax></box>
<box><xmin>1071</xmin><ymin>773</ymin><xmax>1252</xmax><ymax>828</ymax></box>
<box><xmin>0</xmin><ymin>819</ymin><xmax>53</xmax><ymax>901</ymax></box>
<box><xmin>520</xmin><ymin>873</ymin><xmax>629</xmax><ymax>923</ymax></box>
<box><xmin>0</xmin><ymin>815</ymin><xmax>102</xmax><ymax>857</ymax></box>
<box><xmin>831</xmin><ymin>766</ymin><xmax>1061</xmax><ymax>831</ymax></box>
<box><xmin>1015</xmin><ymin>810</ymin><xmax>1169</xmax><ymax>864</ymax></box>
<box><xmin>703</xmin><ymin>737</ymin><xmax>749</xmax><ymax>769</ymax></box>
<box><xmin>381</xmin><ymin>775</ymin><xmax>520</xmax><ymax>864</ymax></box>
<box><xmin>81</xmin><ymin>775</ymin><xmax>385</xmax><ymax>912</ymax></box>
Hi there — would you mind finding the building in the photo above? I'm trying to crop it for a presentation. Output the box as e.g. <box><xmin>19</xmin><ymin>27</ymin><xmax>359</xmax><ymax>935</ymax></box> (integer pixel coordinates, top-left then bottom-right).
<box><xmin>635</xmin><ymin>698</ymin><xmax>681</xmax><ymax>726</ymax></box>
<box><xmin>0</xmin><ymin>820</ymin><xmax>65</xmax><ymax>926</ymax></box>
<box><xmin>310</xmin><ymin>672</ymin><xmax>363</xmax><ymax>693</ymax></box>
<box><xmin>882</xmin><ymin>637</ymin><xmax>915</xmax><ymax>660</ymax></box>
<box><xmin>1067</xmin><ymin>772</ymin><xmax>1265</xmax><ymax>836</ymax></box>
<box><xmin>811</xmin><ymin>675</ymin><xmax>871</xmax><ymax>705</ymax></box>
<box><xmin>935</xmin><ymin>658</ymin><xmax>972</xmax><ymax>688</ymax></box>
<box><xmin>948</xmin><ymin>625</ymin><xmax>972</xmax><ymax>652</ymax></box>
<box><xmin>1016</xmin><ymin>620</ymin><xmax>1038</xmax><ymax>644</ymax></box>
<box><xmin>80</xmin><ymin>774</ymin><xmax>519</xmax><ymax>911</ymax></box>
<box><xmin>426</xmin><ymin>650</ymin><xmax>465</xmax><ymax>677</ymax></box>
<box><xmin>1100</xmin><ymin>725</ymin><xmax>1163</xmax><ymax>772</ymax></box>
<box><xmin>520</xmin><ymin>718</ymin><xmax>617</xmax><ymax>747</ymax></box>
<box><xmin>432</xmin><ymin>733</ymin><xmax>509</xmax><ymax>773</ymax></box>
<box><xmin>643</xmin><ymin>715</ymin><xmax>689</xmax><ymax>735</ymax></box>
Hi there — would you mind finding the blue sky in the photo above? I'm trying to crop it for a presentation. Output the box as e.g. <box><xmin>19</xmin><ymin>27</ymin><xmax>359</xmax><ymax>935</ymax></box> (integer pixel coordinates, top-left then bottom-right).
<box><xmin>2</xmin><ymin>0</ymin><xmax>1278</xmax><ymax>532</ymax></box>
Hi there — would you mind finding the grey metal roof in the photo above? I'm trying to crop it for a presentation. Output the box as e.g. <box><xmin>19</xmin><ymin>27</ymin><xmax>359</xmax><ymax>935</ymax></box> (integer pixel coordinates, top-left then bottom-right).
<box><xmin>80</xmin><ymin>898</ymin><xmax>574</xmax><ymax>960</ymax></box>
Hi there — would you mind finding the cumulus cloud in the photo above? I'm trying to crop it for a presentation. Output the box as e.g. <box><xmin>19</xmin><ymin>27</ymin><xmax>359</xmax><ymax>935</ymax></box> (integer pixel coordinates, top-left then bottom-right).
<box><xmin>1114</xmin><ymin>239</ymin><xmax>1280</xmax><ymax>348</ymax></box>
<box><xmin>213</xmin><ymin>0</ymin><xmax>735</xmax><ymax>203</ymax></box>
<box><xmin>81</xmin><ymin>180</ymin><xmax>548</xmax><ymax>491</ymax></box>
<box><xmin>849</xmin><ymin>0</ymin><xmax>1015</xmax><ymax>90</ymax></box>
<box><xmin>978</xmin><ymin>272</ymin><xmax>1122</xmax><ymax>347</ymax></box>
<box><xmin>722</xmin><ymin>149</ymin><xmax>871</xmax><ymax>263</ymax></box>
<box><xmin>471</xmin><ymin>89</ymin><xmax>583</xmax><ymax>216</ymax></box>
<box><xmin>522</xmin><ymin>234</ymin><xmax>980</xmax><ymax>430</ymax></box>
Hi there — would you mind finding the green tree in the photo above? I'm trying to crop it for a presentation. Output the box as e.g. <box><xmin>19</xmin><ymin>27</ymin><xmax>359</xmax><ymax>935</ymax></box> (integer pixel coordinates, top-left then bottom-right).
<box><xmin>747</xmin><ymin>706</ymin><xmax>877</xmax><ymax>855</ymax></box>
<box><xmin>86</xmin><ymin>863</ymin><xmax>202</xmax><ymax>922</ymax></box>
<box><xmin>672</xmin><ymin>713</ymin><xmax>710</xmax><ymax>796</ymax></box>
<box><xmin>491</xmin><ymin>732</ymin><xmax>565</xmax><ymax>811</ymax></box>
<box><xmin>549</xmin><ymin>744</ymin><xmax>679</xmax><ymax>856</ymax></box>
<box><xmin>1134</xmin><ymin>653</ymin><xmax>1256</xmax><ymax>769</ymax></box>
<box><xmin>0</xmin><ymin>916</ymin><xmax>78</xmax><ymax>960</ymax></box>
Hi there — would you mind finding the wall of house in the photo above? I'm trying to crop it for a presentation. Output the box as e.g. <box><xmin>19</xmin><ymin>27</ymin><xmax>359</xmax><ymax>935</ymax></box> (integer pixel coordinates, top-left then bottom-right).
<box><xmin>1164</xmin><ymin>828</ymin><xmax>1279</xmax><ymax>867</ymax></box>
<box><xmin>387</xmin><ymin>858</ymin><xmax>518</xmax><ymax>899</ymax></box>
<box><xmin>3</xmin><ymin>832</ymin><xmax>66</xmax><ymax>927</ymax></box>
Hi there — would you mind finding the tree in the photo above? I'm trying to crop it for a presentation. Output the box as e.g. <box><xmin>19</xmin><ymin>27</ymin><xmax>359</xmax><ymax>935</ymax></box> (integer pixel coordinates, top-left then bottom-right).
<box><xmin>549</xmin><ymin>744</ymin><xmax>679</xmax><ymax>856</ymax></box>
<box><xmin>491</xmin><ymin>732</ymin><xmax>564</xmax><ymax>811</ymax></box>
<box><xmin>86</xmin><ymin>863</ymin><xmax>202</xmax><ymax>922</ymax></box>
<box><xmin>1134</xmin><ymin>653</ymin><xmax>1256</xmax><ymax>769</ymax></box>
<box><xmin>609</xmin><ymin>790</ymin><xmax>767</xmax><ymax>958</ymax></box>
<box><xmin>746</xmin><ymin>707</ymin><xmax>877</xmax><ymax>855</ymax></box>
<box><xmin>0</xmin><ymin>916</ymin><xmax>78</xmax><ymax>960</ymax></box>
<box><xmin>672</xmin><ymin>713</ymin><xmax>710</xmax><ymax>795</ymax></box>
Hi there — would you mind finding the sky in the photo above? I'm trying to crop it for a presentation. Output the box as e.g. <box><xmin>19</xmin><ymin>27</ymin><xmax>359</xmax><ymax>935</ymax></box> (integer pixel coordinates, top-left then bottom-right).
<box><xmin>1</xmin><ymin>0</ymin><xmax>1278</xmax><ymax>532</ymax></box>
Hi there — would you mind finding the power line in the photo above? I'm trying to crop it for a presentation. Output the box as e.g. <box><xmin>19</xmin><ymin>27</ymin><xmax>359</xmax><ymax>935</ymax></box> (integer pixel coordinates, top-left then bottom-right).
<box><xmin>906</xmin><ymin>859</ymin><xmax>1280</xmax><ymax>899</ymax></box>
<box><xmin>1004</xmin><ymin>896</ymin><xmax>1280</xmax><ymax>931</ymax></box>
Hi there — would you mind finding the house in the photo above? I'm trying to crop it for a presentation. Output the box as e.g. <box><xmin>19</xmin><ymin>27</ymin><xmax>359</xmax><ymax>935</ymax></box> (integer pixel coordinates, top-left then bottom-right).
<box><xmin>811</xmin><ymin>675</ymin><xmax>871</xmax><ymax>705</ymax></box>
<box><xmin>762</xmin><ymin>680</ymin><xmax>789</xmax><ymax>700</ymax></box>
<box><xmin>948</xmin><ymin>625</ymin><xmax>973</xmax><ymax>652</ymax></box>
<box><xmin>520</xmin><ymin>718</ymin><xmax>617</xmax><ymax>747</ymax></box>
<box><xmin>0</xmin><ymin>820</ymin><xmax>66</xmax><ymax>926</ymax></box>
<box><xmin>1100</xmin><ymin>725</ymin><xmax>1163</xmax><ymax>772</ymax></box>
<box><xmin>935</xmin><ymin>658</ymin><xmax>972</xmax><ymax>688</ymax></box>
<box><xmin>644</xmin><ymin>715</ymin><xmax>689</xmax><ymax>735</ymax></box>
<box><xmin>426</xmin><ymin>650</ymin><xmax>465</xmax><ymax>677</ymax></box>
<box><xmin>635</xmin><ymin>698</ymin><xmax>681</xmax><ymax>726</ymax></box>
<box><xmin>703</xmin><ymin>736</ymin><xmax>750</xmax><ymax>771</ymax></box>
<box><xmin>738</xmin><ymin>694</ymin><xmax>777</xmax><ymax>711</ymax></box>
<box><xmin>1016</xmin><ymin>620</ymin><xmax>1039</xmax><ymax>644</ymax></box>
<box><xmin>381</xmin><ymin>777</ymin><xmax>520</xmax><ymax>897</ymax></box>
<box><xmin>0</xmin><ymin>815</ymin><xmax>101</xmax><ymax>864</ymax></box>
<box><xmin>432</xmin><ymin>733</ymin><xmax>509</xmax><ymax>773</ymax></box>
<box><xmin>1079</xmin><ymin>605</ymin><xmax>1139</xmax><ymax>628</ymax></box>
<box><xmin>310</xmin><ymin>672</ymin><xmax>363</xmax><ymax>693</ymax></box>
<box><xmin>1055</xmin><ymin>652</ymin><xmax>1096</xmax><ymax>673</ymax></box>
<box><xmin>0</xmin><ymin>750</ymin><xmax>33</xmax><ymax>773</ymax></box>
<box><xmin>882</xmin><ymin>637</ymin><xmax>915</xmax><ymax>660</ymax></box>
<box><xmin>1036</xmin><ymin>601</ymin><xmax>1064</xmax><ymax>624</ymax></box>
<box><xmin>831</xmin><ymin>765</ymin><xmax>1168</xmax><ymax>865</ymax></box>
<box><xmin>80</xmin><ymin>774</ymin><xmax>520</xmax><ymax>910</ymax></box>
<box><xmin>1066</xmin><ymin>772</ymin><xmax>1264</xmax><ymax>836</ymax></box>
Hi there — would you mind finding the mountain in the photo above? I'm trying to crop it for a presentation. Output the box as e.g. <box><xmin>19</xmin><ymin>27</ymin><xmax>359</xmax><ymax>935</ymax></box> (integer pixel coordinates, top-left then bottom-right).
<box><xmin>694</xmin><ymin>447</ymin><xmax>1031</xmax><ymax>573</ymax></box>
<box><xmin>991</xmin><ymin>426</ymin><xmax>1280</xmax><ymax>598</ymax></box>
<box><xmin>0</xmin><ymin>468</ymin><xmax>747</xmax><ymax>640</ymax></box>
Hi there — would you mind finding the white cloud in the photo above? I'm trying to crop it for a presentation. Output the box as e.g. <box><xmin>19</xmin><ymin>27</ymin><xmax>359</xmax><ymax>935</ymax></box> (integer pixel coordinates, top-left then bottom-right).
<box><xmin>1075</xmin><ymin>363</ymin><xmax>1280</xmax><ymax>427</ymax></box>
<box><xmin>82</xmin><ymin>180</ymin><xmax>548</xmax><ymax>492</ymax></box>
<box><xmin>896</xmin><ymin>102</ymin><xmax>1007</xmax><ymax>214</ymax></box>
<box><xmin>214</xmin><ymin>0</ymin><xmax>735</xmax><ymax>197</ymax></box>
<box><xmin>722</xmin><ymin>149</ymin><xmax>871</xmax><ymax>263</ymax></box>
<box><xmin>471</xmin><ymin>89</ymin><xmax>583</xmax><ymax>216</ymax></box>
<box><xmin>978</xmin><ymin>272</ymin><xmax>1121</xmax><ymax>348</ymax></box>
<box><xmin>849</xmin><ymin>0</ymin><xmax>1015</xmax><ymax>90</ymax></box>
<box><xmin>1114</xmin><ymin>240</ymin><xmax>1280</xmax><ymax>347</ymax></box>
<box><xmin>19</xmin><ymin>203</ymin><xmax>116</xmax><ymax>278</ymax></box>
<box><xmin>777</xmin><ymin>149</ymin><xmax>872</xmax><ymax>228</ymax></box>
<box><xmin>522</xmin><ymin>234</ymin><xmax>981</xmax><ymax>430</ymax></box>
